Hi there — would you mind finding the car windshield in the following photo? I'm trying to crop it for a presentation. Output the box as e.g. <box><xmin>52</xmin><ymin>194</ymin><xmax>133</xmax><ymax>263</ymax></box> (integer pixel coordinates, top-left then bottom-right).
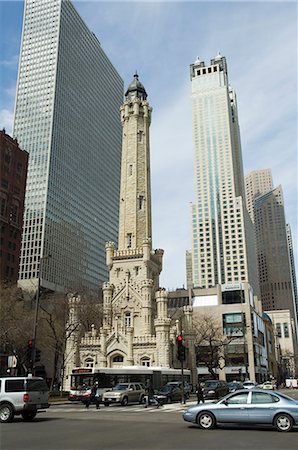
<box><xmin>159</xmin><ymin>386</ymin><xmax>172</xmax><ymax>393</ymax></box>
<box><xmin>204</xmin><ymin>382</ymin><xmax>218</xmax><ymax>389</ymax></box>
<box><xmin>113</xmin><ymin>384</ymin><xmax>129</xmax><ymax>391</ymax></box>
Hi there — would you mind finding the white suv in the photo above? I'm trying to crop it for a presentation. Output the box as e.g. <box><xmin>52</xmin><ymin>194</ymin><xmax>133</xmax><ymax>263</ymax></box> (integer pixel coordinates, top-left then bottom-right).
<box><xmin>0</xmin><ymin>376</ymin><xmax>49</xmax><ymax>423</ymax></box>
<box><xmin>103</xmin><ymin>383</ymin><xmax>145</xmax><ymax>406</ymax></box>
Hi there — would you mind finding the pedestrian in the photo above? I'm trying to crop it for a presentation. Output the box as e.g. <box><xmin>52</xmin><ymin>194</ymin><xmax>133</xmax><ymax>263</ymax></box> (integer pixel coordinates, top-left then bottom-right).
<box><xmin>144</xmin><ymin>379</ymin><xmax>161</xmax><ymax>408</ymax></box>
<box><xmin>196</xmin><ymin>382</ymin><xmax>204</xmax><ymax>404</ymax></box>
<box><xmin>85</xmin><ymin>382</ymin><xmax>100</xmax><ymax>409</ymax></box>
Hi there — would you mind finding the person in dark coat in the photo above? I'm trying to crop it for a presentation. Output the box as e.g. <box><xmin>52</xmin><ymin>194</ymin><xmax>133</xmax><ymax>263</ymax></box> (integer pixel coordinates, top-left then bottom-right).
<box><xmin>85</xmin><ymin>382</ymin><xmax>100</xmax><ymax>409</ymax></box>
<box><xmin>144</xmin><ymin>379</ymin><xmax>160</xmax><ymax>408</ymax></box>
<box><xmin>196</xmin><ymin>382</ymin><xmax>204</xmax><ymax>404</ymax></box>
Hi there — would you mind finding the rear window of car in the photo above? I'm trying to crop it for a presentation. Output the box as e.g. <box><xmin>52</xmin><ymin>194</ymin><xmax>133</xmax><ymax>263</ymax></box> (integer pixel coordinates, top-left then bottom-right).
<box><xmin>251</xmin><ymin>392</ymin><xmax>279</xmax><ymax>404</ymax></box>
<box><xmin>26</xmin><ymin>379</ymin><xmax>49</xmax><ymax>392</ymax></box>
<box><xmin>5</xmin><ymin>379</ymin><xmax>25</xmax><ymax>392</ymax></box>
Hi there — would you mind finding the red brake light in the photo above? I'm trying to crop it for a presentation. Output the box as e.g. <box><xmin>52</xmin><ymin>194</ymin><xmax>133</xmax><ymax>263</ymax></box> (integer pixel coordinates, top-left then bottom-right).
<box><xmin>23</xmin><ymin>393</ymin><xmax>29</xmax><ymax>402</ymax></box>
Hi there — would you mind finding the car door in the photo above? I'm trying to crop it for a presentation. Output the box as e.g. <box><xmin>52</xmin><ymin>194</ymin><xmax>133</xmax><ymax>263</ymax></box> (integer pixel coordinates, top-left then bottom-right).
<box><xmin>172</xmin><ymin>387</ymin><xmax>181</xmax><ymax>401</ymax></box>
<box><xmin>247</xmin><ymin>391</ymin><xmax>279</xmax><ymax>424</ymax></box>
<box><xmin>216</xmin><ymin>391</ymin><xmax>250</xmax><ymax>423</ymax></box>
<box><xmin>128</xmin><ymin>384</ymin><xmax>136</xmax><ymax>402</ymax></box>
<box><xmin>134</xmin><ymin>384</ymin><xmax>141</xmax><ymax>402</ymax></box>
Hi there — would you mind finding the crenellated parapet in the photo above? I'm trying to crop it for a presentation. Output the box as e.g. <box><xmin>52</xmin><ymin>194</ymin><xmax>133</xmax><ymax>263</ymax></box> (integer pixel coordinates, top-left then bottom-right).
<box><xmin>133</xmin><ymin>335</ymin><xmax>156</xmax><ymax>345</ymax></box>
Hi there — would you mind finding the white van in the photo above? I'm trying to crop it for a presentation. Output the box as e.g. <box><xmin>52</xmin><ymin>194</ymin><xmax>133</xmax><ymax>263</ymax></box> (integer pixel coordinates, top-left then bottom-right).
<box><xmin>0</xmin><ymin>376</ymin><xmax>49</xmax><ymax>423</ymax></box>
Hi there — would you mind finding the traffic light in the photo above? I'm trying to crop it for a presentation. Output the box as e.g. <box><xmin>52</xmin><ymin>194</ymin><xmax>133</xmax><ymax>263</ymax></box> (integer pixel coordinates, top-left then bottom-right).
<box><xmin>177</xmin><ymin>335</ymin><xmax>186</xmax><ymax>361</ymax></box>
<box><xmin>35</xmin><ymin>348</ymin><xmax>41</xmax><ymax>363</ymax></box>
<box><xmin>26</xmin><ymin>339</ymin><xmax>34</xmax><ymax>368</ymax></box>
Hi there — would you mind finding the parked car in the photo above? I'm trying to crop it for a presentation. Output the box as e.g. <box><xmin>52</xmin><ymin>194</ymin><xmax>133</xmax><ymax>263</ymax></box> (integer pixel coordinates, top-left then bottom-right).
<box><xmin>0</xmin><ymin>376</ymin><xmax>49</xmax><ymax>423</ymax></box>
<box><xmin>166</xmin><ymin>381</ymin><xmax>191</xmax><ymax>397</ymax></box>
<box><xmin>202</xmin><ymin>380</ymin><xmax>229</xmax><ymax>400</ymax></box>
<box><xmin>243</xmin><ymin>380</ymin><xmax>258</xmax><ymax>389</ymax></box>
<box><xmin>227</xmin><ymin>381</ymin><xmax>243</xmax><ymax>393</ymax></box>
<box><xmin>155</xmin><ymin>384</ymin><xmax>185</xmax><ymax>404</ymax></box>
<box><xmin>259</xmin><ymin>381</ymin><xmax>276</xmax><ymax>390</ymax></box>
<box><xmin>182</xmin><ymin>389</ymin><xmax>298</xmax><ymax>432</ymax></box>
<box><xmin>102</xmin><ymin>383</ymin><xmax>145</xmax><ymax>406</ymax></box>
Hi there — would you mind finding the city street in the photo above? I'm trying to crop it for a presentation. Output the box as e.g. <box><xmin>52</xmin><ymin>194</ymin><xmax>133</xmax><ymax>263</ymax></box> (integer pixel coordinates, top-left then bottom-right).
<box><xmin>1</xmin><ymin>399</ymin><xmax>297</xmax><ymax>450</ymax></box>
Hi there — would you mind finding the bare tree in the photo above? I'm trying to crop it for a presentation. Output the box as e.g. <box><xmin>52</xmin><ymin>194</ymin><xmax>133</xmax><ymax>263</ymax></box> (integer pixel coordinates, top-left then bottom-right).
<box><xmin>39</xmin><ymin>291</ymin><xmax>103</xmax><ymax>390</ymax></box>
<box><xmin>194</xmin><ymin>315</ymin><xmax>240</xmax><ymax>379</ymax></box>
<box><xmin>0</xmin><ymin>284</ymin><xmax>35</xmax><ymax>374</ymax></box>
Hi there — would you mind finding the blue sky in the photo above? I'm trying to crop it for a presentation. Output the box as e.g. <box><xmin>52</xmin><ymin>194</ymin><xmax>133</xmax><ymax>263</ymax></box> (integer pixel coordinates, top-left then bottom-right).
<box><xmin>0</xmin><ymin>0</ymin><xmax>297</xmax><ymax>290</ymax></box>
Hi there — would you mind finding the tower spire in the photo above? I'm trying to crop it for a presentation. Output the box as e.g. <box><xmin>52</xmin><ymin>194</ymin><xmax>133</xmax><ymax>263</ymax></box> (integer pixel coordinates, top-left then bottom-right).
<box><xmin>118</xmin><ymin>74</ymin><xmax>152</xmax><ymax>250</ymax></box>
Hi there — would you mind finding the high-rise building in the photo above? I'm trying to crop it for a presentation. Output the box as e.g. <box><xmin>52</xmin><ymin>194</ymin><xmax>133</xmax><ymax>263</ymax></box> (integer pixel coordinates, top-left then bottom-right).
<box><xmin>254</xmin><ymin>187</ymin><xmax>297</xmax><ymax>324</ymax></box>
<box><xmin>286</xmin><ymin>224</ymin><xmax>298</xmax><ymax>322</ymax></box>
<box><xmin>245</xmin><ymin>169</ymin><xmax>273</xmax><ymax>222</ymax></box>
<box><xmin>189</xmin><ymin>54</ymin><xmax>258</xmax><ymax>295</ymax></box>
<box><xmin>13</xmin><ymin>0</ymin><xmax>123</xmax><ymax>293</ymax></box>
<box><xmin>0</xmin><ymin>129</ymin><xmax>28</xmax><ymax>284</ymax></box>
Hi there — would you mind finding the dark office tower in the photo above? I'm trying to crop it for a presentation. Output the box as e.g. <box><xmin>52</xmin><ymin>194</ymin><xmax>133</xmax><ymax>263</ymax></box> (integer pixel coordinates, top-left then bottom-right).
<box><xmin>13</xmin><ymin>0</ymin><xmax>123</xmax><ymax>293</ymax></box>
<box><xmin>286</xmin><ymin>224</ymin><xmax>298</xmax><ymax>322</ymax></box>
<box><xmin>254</xmin><ymin>187</ymin><xmax>297</xmax><ymax>328</ymax></box>
<box><xmin>0</xmin><ymin>129</ymin><xmax>29</xmax><ymax>284</ymax></box>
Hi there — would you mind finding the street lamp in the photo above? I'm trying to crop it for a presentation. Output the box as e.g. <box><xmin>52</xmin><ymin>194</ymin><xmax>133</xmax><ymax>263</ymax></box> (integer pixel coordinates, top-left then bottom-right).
<box><xmin>31</xmin><ymin>254</ymin><xmax>51</xmax><ymax>372</ymax></box>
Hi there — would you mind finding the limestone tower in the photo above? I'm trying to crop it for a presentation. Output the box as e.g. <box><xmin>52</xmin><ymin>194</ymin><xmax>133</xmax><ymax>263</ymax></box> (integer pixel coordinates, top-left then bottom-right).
<box><xmin>102</xmin><ymin>74</ymin><xmax>170</xmax><ymax>367</ymax></box>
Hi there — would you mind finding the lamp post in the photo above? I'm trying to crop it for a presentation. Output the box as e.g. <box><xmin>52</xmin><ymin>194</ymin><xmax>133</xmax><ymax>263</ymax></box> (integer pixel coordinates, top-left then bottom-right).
<box><xmin>31</xmin><ymin>254</ymin><xmax>51</xmax><ymax>372</ymax></box>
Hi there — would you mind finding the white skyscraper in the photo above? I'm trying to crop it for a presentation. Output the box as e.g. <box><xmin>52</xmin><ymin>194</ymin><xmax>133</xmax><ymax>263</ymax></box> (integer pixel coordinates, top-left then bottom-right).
<box><xmin>190</xmin><ymin>54</ymin><xmax>258</xmax><ymax>294</ymax></box>
<box><xmin>13</xmin><ymin>0</ymin><xmax>123</xmax><ymax>293</ymax></box>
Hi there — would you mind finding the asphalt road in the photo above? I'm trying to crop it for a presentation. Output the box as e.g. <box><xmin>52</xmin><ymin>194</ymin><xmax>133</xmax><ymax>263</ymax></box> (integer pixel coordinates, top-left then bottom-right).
<box><xmin>1</xmin><ymin>400</ymin><xmax>298</xmax><ymax>450</ymax></box>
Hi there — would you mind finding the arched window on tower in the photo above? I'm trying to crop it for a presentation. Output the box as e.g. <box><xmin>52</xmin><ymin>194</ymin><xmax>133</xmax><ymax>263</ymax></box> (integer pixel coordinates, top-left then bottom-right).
<box><xmin>140</xmin><ymin>357</ymin><xmax>150</xmax><ymax>367</ymax></box>
<box><xmin>85</xmin><ymin>358</ymin><xmax>94</xmax><ymax>368</ymax></box>
<box><xmin>125</xmin><ymin>312</ymin><xmax>131</xmax><ymax>327</ymax></box>
<box><xmin>112</xmin><ymin>355</ymin><xmax>124</xmax><ymax>363</ymax></box>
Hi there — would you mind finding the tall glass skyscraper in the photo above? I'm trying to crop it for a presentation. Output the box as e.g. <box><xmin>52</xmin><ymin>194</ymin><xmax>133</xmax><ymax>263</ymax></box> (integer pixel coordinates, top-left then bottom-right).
<box><xmin>190</xmin><ymin>54</ymin><xmax>258</xmax><ymax>293</ymax></box>
<box><xmin>13</xmin><ymin>0</ymin><xmax>123</xmax><ymax>293</ymax></box>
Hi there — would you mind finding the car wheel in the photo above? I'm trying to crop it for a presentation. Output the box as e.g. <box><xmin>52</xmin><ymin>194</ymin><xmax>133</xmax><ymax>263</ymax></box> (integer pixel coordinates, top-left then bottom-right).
<box><xmin>274</xmin><ymin>413</ymin><xmax>294</xmax><ymax>432</ymax></box>
<box><xmin>103</xmin><ymin>402</ymin><xmax>110</xmax><ymax>407</ymax></box>
<box><xmin>0</xmin><ymin>403</ymin><xmax>14</xmax><ymax>423</ymax></box>
<box><xmin>21</xmin><ymin>411</ymin><xmax>37</xmax><ymax>421</ymax></box>
<box><xmin>121</xmin><ymin>396</ymin><xmax>128</xmax><ymax>406</ymax></box>
<box><xmin>167</xmin><ymin>396</ymin><xmax>172</xmax><ymax>404</ymax></box>
<box><xmin>196</xmin><ymin>411</ymin><xmax>216</xmax><ymax>430</ymax></box>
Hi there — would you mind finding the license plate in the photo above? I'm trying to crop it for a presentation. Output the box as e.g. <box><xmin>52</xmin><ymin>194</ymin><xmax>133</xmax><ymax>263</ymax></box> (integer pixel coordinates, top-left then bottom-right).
<box><xmin>36</xmin><ymin>404</ymin><xmax>41</xmax><ymax>408</ymax></box>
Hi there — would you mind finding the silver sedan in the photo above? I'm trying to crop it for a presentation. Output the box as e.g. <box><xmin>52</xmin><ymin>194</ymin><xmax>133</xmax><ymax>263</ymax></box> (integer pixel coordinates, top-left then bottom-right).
<box><xmin>182</xmin><ymin>389</ymin><xmax>298</xmax><ymax>432</ymax></box>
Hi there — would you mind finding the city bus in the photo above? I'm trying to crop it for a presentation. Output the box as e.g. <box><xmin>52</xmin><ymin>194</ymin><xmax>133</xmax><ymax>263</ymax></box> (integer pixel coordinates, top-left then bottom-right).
<box><xmin>68</xmin><ymin>366</ymin><xmax>191</xmax><ymax>402</ymax></box>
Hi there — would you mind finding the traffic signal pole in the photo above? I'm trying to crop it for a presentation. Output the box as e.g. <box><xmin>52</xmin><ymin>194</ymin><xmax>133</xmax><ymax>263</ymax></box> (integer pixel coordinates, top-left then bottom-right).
<box><xmin>177</xmin><ymin>334</ymin><xmax>186</xmax><ymax>405</ymax></box>
<box><xmin>181</xmin><ymin>357</ymin><xmax>185</xmax><ymax>405</ymax></box>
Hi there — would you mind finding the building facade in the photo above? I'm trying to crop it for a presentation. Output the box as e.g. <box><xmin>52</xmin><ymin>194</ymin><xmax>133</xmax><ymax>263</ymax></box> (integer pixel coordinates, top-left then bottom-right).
<box><xmin>13</xmin><ymin>0</ymin><xmax>123</xmax><ymax>293</ymax></box>
<box><xmin>64</xmin><ymin>76</ymin><xmax>196</xmax><ymax>389</ymax></box>
<box><xmin>266</xmin><ymin>310</ymin><xmax>297</xmax><ymax>378</ymax></box>
<box><xmin>0</xmin><ymin>130</ymin><xmax>29</xmax><ymax>284</ymax></box>
<box><xmin>189</xmin><ymin>54</ymin><xmax>259</xmax><ymax>297</ymax></box>
<box><xmin>168</xmin><ymin>285</ymin><xmax>278</xmax><ymax>382</ymax></box>
<box><xmin>254</xmin><ymin>187</ymin><xmax>296</xmax><ymax>323</ymax></box>
<box><xmin>245</xmin><ymin>169</ymin><xmax>273</xmax><ymax>222</ymax></box>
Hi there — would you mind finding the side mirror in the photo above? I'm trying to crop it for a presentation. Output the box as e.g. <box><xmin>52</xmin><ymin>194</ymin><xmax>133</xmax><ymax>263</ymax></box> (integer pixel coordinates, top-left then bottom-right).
<box><xmin>222</xmin><ymin>400</ymin><xmax>228</xmax><ymax>406</ymax></box>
